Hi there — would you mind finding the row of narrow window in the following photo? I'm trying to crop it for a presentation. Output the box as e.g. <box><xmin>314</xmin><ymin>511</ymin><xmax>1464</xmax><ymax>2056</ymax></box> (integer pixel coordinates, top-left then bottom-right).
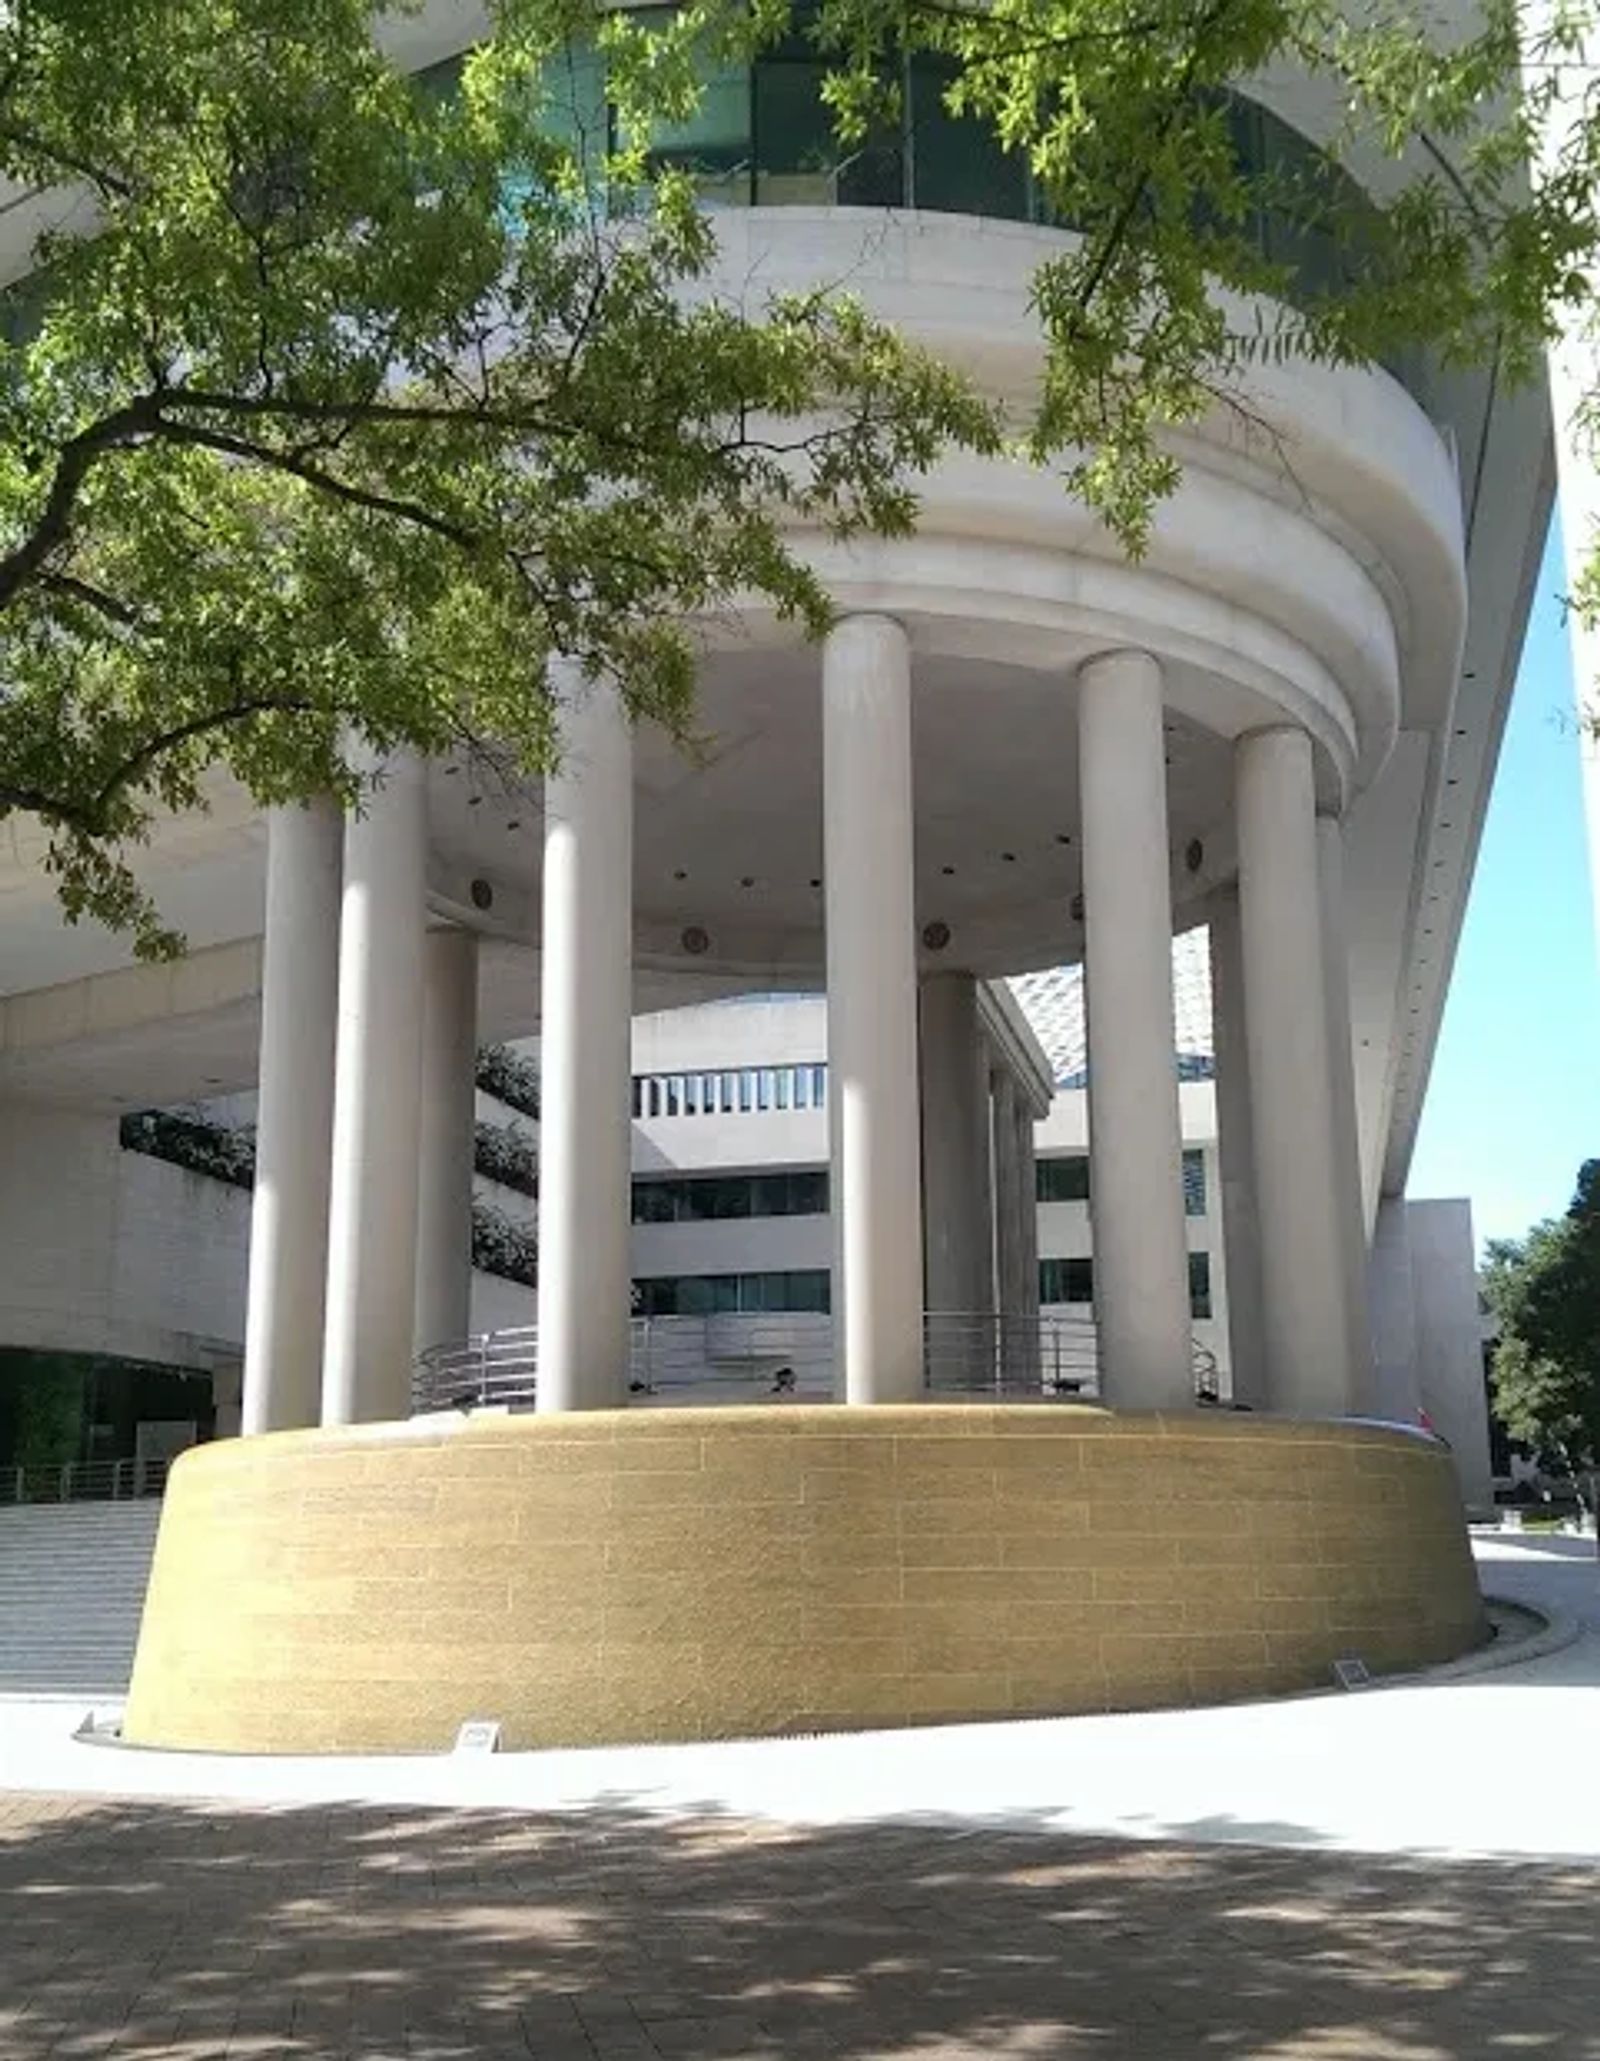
<box><xmin>633</xmin><ymin>1064</ymin><xmax>827</xmax><ymax>1118</ymax></box>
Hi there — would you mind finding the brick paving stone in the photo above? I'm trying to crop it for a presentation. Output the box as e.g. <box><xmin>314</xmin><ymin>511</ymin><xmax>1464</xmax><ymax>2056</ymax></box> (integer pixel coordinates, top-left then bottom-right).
<box><xmin>2</xmin><ymin>1793</ymin><xmax>1600</xmax><ymax>2057</ymax></box>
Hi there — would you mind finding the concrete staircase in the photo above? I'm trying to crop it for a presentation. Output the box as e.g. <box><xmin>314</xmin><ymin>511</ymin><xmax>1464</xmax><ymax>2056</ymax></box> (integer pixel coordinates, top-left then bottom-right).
<box><xmin>0</xmin><ymin>1501</ymin><xmax>162</xmax><ymax>1695</ymax></box>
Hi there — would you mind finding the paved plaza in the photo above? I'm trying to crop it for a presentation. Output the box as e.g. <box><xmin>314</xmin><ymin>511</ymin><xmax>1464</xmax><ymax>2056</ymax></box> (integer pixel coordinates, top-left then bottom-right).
<box><xmin>4</xmin><ymin>1790</ymin><xmax>1600</xmax><ymax>2059</ymax></box>
<box><xmin>2</xmin><ymin>1536</ymin><xmax>1599</xmax><ymax>2058</ymax></box>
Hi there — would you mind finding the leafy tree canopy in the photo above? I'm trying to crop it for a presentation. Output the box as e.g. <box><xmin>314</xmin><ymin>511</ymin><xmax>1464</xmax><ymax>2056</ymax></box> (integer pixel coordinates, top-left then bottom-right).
<box><xmin>1485</xmin><ymin>1158</ymin><xmax>1600</xmax><ymax>1484</ymax></box>
<box><xmin>0</xmin><ymin>0</ymin><xmax>1595</xmax><ymax>953</ymax></box>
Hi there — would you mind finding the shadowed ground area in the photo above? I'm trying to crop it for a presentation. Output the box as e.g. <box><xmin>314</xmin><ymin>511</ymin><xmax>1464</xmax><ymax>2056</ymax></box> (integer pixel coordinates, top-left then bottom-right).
<box><xmin>2</xmin><ymin>1792</ymin><xmax>1599</xmax><ymax>2059</ymax></box>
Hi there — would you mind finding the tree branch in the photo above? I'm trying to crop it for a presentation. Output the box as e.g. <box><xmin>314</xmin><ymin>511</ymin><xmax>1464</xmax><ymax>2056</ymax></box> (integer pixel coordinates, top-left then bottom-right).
<box><xmin>0</xmin><ymin>394</ymin><xmax>162</xmax><ymax>610</ymax></box>
<box><xmin>154</xmin><ymin>421</ymin><xmax>482</xmax><ymax>546</ymax></box>
<box><xmin>1</xmin><ymin>692</ymin><xmax>321</xmax><ymax>832</ymax></box>
<box><xmin>39</xmin><ymin>571</ymin><xmax>147</xmax><ymax>627</ymax></box>
<box><xmin>1072</xmin><ymin>0</ymin><xmax>1241</xmax><ymax>319</ymax></box>
<box><xmin>85</xmin><ymin>693</ymin><xmax>317</xmax><ymax>824</ymax></box>
<box><xmin>0</xmin><ymin>117</ymin><xmax>136</xmax><ymax>198</ymax></box>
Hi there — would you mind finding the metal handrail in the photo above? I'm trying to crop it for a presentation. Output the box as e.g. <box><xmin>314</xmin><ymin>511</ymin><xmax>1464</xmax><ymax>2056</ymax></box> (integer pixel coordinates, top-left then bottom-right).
<box><xmin>415</xmin><ymin>1311</ymin><xmax>1125</xmax><ymax>1414</ymax></box>
<box><xmin>413</xmin><ymin>1309</ymin><xmax>1230</xmax><ymax>1416</ymax></box>
<box><xmin>0</xmin><ymin>1455</ymin><xmax>173</xmax><ymax>1507</ymax></box>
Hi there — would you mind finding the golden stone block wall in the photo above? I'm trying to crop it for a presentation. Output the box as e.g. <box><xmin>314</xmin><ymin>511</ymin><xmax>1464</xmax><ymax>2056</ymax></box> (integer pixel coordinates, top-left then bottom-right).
<box><xmin>122</xmin><ymin>1406</ymin><xmax>1484</xmax><ymax>1755</ymax></box>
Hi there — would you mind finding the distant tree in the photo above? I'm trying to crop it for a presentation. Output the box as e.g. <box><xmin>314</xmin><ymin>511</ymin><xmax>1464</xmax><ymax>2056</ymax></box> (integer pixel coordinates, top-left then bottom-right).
<box><xmin>1485</xmin><ymin>1158</ymin><xmax>1600</xmax><ymax>1537</ymax></box>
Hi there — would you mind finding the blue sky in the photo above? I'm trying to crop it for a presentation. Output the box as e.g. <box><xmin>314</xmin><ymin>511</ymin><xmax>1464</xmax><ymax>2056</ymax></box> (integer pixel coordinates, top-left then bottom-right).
<box><xmin>1410</xmin><ymin>518</ymin><xmax>1600</xmax><ymax>1247</ymax></box>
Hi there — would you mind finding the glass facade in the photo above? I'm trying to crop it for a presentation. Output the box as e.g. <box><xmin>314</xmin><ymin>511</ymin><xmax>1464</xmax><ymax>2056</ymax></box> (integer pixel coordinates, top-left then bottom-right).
<box><xmin>1037</xmin><ymin>1154</ymin><xmax>1091</xmax><ymax>1205</ymax></box>
<box><xmin>418</xmin><ymin>11</ymin><xmax>1425</xmax><ymax>405</ymax></box>
<box><xmin>1039</xmin><ymin>1255</ymin><xmax>1095</xmax><ymax>1306</ymax></box>
<box><xmin>633</xmin><ymin>1268</ymin><xmax>832</xmax><ymax>1315</ymax></box>
<box><xmin>633</xmin><ymin>1169</ymin><xmax>828</xmax><ymax>1221</ymax></box>
<box><xmin>1040</xmin><ymin>1252</ymin><xmax>1213</xmax><ymax>1321</ymax></box>
<box><xmin>1038</xmin><ymin>1148</ymin><xmax>1208</xmax><ymax>1217</ymax></box>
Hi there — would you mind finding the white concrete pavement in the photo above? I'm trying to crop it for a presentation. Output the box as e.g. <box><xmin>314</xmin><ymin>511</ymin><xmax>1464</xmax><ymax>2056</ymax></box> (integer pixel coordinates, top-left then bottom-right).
<box><xmin>1</xmin><ymin>1536</ymin><xmax>1593</xmax><ymax>1862</ymax></box>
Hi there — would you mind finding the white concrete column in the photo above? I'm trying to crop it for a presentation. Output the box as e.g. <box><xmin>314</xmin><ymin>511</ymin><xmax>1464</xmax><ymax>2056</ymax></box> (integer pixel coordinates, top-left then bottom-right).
<box><xmin>990</xmin><ymin>1067</ymin><xmax>1025</xmax><ymax>1315</ymax></box>
<box><xmin>1208</xmin><ymin>886</ymin><xmax>1267</xmax><ymax>1408</ymax></box>
<box><xmin>1317</xmin><ymin>815</ymin><xmax>1377</xmax><ymax>1413</ymax></box>
<box><xmin>240</xmin><ymin>795</ymin><xmax>343</xmax><ymax>1435</ymax></box>
<box><xmin>1013</xmin><ymin>1092</ymin><xmax>1040</xmax><ymax>1323</ymax></box>
<box><xmin>321</xmin><ymin>749</ymin><xmax>430</xmax><ymax>1426</ymax></box>
<box><xmin>1235</xmin><ymin>727</ymin><xmax>1360</xmax><ymax>1415</ymax></box>
<box><xmin>1011</xmin><ymin>1088</ymin><xmax>1041</xmax><ymax>1386</ymax></box>
<box><xmin>414</xmin><ymin>927</ymin><xmax>479</xmax><ymax>1359</ymax></box>
<box><xmin>1076</xmin><ymin>649</ymin><xmax>1192</xmax><ymax>1409</ymax></box>
<box><xmin>537</xmin><ymin>669</ymin><xmax>634</xmax><ymax>1412</ymax></box>
<box><xmin>824</xmin><ymin>613</ymin><xmax>925</xmax><ymax>1404</ymax></box>
<box><xmin>919</xmin><ymin>973</ymin><xmax>994</xmax><ymax>1314</ymax></box>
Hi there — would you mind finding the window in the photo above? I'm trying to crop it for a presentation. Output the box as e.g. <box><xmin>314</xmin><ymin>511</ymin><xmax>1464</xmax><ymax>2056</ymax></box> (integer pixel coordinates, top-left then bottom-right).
<box><xmin>906</xmin><ymin>52</ymin><xmax>1029</xmax><ymax>220</ymax></box>
<box><xmin>632</xmin><ymin>1269</ymin><xmax>831</xmax><ymax>1316</ymax></box>
<box><xmin>1037</xmin><ymin>1155</ymin><xmax>1090</xmax><ymax>1204</ymax></box>
<box><xmin>632</xmin><ymin>1170</ymin><xmax>829</xmax><ymax>1223</ymax></box>
<box><xmin>1039</xmin><ymin>1256</ymin><xmax>1094</xmax><ymax>1306</ymax></box>
<box><xmin>1036</xmin><ymin>1151</ymin><xmax>1203</xmax><ymax>1211</ymax></box>
<box><xmin>1189</xmin><ymin>1252</ymin><xmax>1213</xmax><ymax>1322</ymax></box>
<box><xmin>421</xmin><ymin>22</ymin><xmax>1430</xmax><ymax>413</ymax></box>
<box><xmin>633</xmin><ymin>1182</ymin><xmax>678</xmax><ymax>1224</ymax></box>
<box><xmin>647</xmin><ymin>57</ymin><xmax>753</xmax><ymax>207</ymax></box>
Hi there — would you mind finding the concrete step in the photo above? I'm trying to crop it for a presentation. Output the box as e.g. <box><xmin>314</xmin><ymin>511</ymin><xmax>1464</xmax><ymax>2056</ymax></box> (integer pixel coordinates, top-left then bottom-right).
<box><xmin>0</xmin><ymin>1501</ymin><xmax>162</xmax><ymax>1694</ymax></box>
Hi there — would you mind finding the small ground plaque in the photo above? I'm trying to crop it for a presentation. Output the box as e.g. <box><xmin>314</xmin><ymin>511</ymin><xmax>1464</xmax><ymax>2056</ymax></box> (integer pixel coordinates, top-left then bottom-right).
<box><xmin>454</xmin><ymin>1718</ymin><xmax>502</xmax><ymax>1754</ymax></box>
<box><xmin>1332</xmin><ymin>1656</ymin><xmax>1371</xmax><ymax>1691</ymax></box>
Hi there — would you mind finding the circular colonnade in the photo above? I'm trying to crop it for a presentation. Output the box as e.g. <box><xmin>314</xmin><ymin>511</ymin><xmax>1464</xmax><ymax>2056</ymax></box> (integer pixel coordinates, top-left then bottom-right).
<box><xmin>125</xmin><ymin>70</ymin><xmax>1484</xmax><ymax>1749</ymax></box>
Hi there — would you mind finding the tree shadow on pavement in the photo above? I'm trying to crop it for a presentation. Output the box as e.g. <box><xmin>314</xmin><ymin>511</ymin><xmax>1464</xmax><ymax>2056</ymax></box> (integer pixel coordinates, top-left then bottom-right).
<box><xmin>1</xmin><ymin>1792</ymin><xmax>1598</xmax><ymax>2059</ymax></box>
